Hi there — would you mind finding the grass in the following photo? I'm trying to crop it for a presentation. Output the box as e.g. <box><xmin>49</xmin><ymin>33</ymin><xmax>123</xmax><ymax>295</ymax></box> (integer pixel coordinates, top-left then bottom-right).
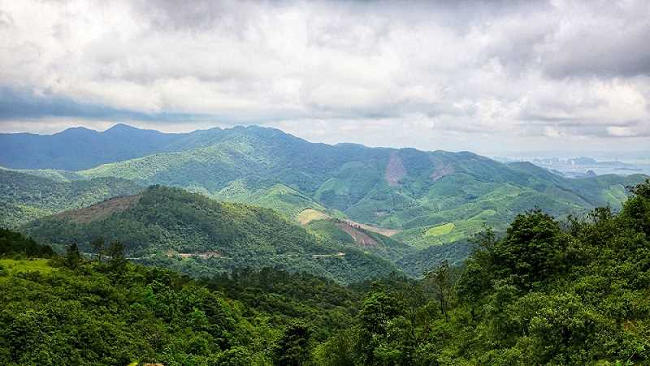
<box><xmin>425</xmin><ymin>223</ymin><xmax>455</xmax><ymax>237</ymax></box>
<box><xmin>297</xmin><ymin>208</ymin><xmax>331</xmax><ymax>225</ymax></box>
<box><xmin>0</xmin><ymin>258</ymin><xmax>55</xmax><ymax>276</ymax></box>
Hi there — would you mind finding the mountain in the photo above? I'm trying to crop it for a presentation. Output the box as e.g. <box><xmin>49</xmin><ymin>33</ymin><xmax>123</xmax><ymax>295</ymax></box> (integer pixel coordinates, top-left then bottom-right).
<box><xmin>3</xmin><ymin>179</ymin><xmax>650</xmax><ymax>365</ymax></box>
<box><xmin>75</xmin><ymin>125</ymin><xmax>647</xmax><ymax>247</ymax></box>
<box><xmin>0</xmin><ymin>169</ymin><xmax>141</xmax><ymax>228</ymax></box>
<box><xmin>0</xmin><ymin>124</ymin><xmax>184</xmax><ymax>170</ymax></box>
<box><xmin>21</xmin><ymin>185</ymin><xmax>399</xmax><ymax>283</ymax></box>
<box><xmin>3</xmin><ymin>124</ymin><xmax>647</xmax><ymax>248</ymax></box>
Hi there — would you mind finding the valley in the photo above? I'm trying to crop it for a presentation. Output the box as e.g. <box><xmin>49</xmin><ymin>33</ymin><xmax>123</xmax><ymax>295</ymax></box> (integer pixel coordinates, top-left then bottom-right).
<box><xmin>3</xmin><ymin>1</ymin><xmax>650</xmax><ymax>363</ymax></box>
<box><xmin>1</xmin><ymin>125</ymin><xmax>647</xmax><ymax>281</ymax></box>
<box><xmin>2</xmin><ymin>125</ymin><xmax>645</xmax><ymax>257</ymax></box>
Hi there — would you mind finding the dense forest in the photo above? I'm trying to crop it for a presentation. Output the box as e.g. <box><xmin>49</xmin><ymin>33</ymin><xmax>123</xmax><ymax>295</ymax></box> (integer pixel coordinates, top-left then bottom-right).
<box><xmin>1</xmin><ymin>180</ymin><xmax>649</xmax><ymax>365</ymax></box>
<box><xmin>0</xmin><ymin>169</ymin><xmax>141</xmax><ymax>228</ymax></box>
<box><xmin>21</xmin><ymin>185</ymin><xmax>400</xmax><ymax>284</ymax></box>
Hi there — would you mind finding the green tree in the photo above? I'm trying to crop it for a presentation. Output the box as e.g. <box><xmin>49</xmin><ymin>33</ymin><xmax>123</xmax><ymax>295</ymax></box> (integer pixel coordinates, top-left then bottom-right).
<box><xmin>492</xmin><ymin>209</ymin><xmax>565</xmax><ymax>288</ymax></box>
<box><xmin>90</xmin><ymin>237</ymin><xmax>105</xmax><ymax>263</ymax></box>
<box><xmin>425</xmin><ymin>260</ymin><xmax>452</xmax><ymax>322</ymax></box>
<box><xmin>106</xmin><ymin>241</ymin><xmax>127</xmax><ymax>274</ymax></box>
<box><xmin>64</xmin><ymin>243</ymin><xmax>81</xmax><ymax>268</ymax></box>
<box><xmin>273</xmin><ymin>322</ymin><xmax>312</xmax><ymax>366</ymax></box>
<box><xmin>355</xmin><ymin>285</ymin><xmax>403</xmax><ymax>365</ymax></box>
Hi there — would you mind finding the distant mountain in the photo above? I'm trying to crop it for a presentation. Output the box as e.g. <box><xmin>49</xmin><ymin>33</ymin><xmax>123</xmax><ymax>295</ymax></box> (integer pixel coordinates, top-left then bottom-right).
<box><xmin>0</xmin><ymin>124</ymin><xmax>184</xmax><ymax>170</ymax></box>
<box><xmin>21</xmin><ymin>186</ymin><xmax>399</xmax><ymax>283</ymax></box>
<box><xmin>3</xmin><ymin>124</ymin><xmax>647</xmax><ymax>248</ymax></box>
<box><xmin>0</xmin><ymin>169</ymin><xmax>141</xmax><ymax>228</ymax></box>
<box><xmin>74</xmin><ymin>125</ymin><xmax>646</xmax><ymax>247</ymax></box>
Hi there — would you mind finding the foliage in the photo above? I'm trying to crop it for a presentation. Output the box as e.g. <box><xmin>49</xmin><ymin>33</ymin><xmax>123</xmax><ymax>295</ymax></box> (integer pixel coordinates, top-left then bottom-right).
<box><xmin>0</xmin><ymin>228</ymin><xmax>54</xmax><ymax>258</ymax></box>
<box><xmin>317</xmin><ymin>179</ymin><xmax>650</xmax><ymax>365</ymax></box>
<box><xmin>22</xmin><ymin>185</ymin><xmax>400</xmax><ymax>284</ymax></box>
<box><xmin>1</xmin><ymin>180</ymin><xmax>650</xmax><ymax>364</ymax></box>
<box><xmin>0</xmin><ymin>169</ymin><xmax>141</xmax><ymax>227</ymax></box>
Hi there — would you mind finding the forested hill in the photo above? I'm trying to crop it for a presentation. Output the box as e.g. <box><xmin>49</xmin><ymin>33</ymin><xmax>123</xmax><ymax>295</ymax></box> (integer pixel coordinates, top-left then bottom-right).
<box><xmin>77</xmin><ymin>125</ymin><xmax>648</xmax><ymax>247</ymax></box>
<box><xmin>2</xmin><ymin>179</ymin><xmax>650</xmax><ymax>365</ymax></box>
<box><xmin>21</xmin><ymin>185</ymin><xmax>398</xmax><ymax>283</ymax></box>
<box><xmin>0</xmin><ymin>169</ymin><xmax>141</xmax><ymax>228</ymax></box>
<box><xmin>2</xmin><ymin>124</ymin><xmax>647</xmax><ymax>248</ymax></box>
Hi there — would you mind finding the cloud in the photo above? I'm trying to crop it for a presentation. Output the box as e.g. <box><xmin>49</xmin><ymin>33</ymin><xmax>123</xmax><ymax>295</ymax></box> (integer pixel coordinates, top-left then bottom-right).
<box><xmin>0</xmin><ymin>0</ymin><xmax>649</xmax><ymax>152</ymax></box>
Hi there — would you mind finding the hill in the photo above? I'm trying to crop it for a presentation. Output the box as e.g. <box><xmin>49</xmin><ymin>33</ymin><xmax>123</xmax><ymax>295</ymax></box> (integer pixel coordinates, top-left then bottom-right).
<box><xmin>3</xmin><ymin>124</ymin><xmax>646</xmax><ymax>249</ymax></box>
<box><xmin>305</xmin><ymin>217</ymin><xmax>413</xmax><ymax>264</ymax></box>
<box><xmin>76</xmin><ymin>125</ymin><xmax>647</xmax><ymax>247</ymax></box>
<box><xmin>0</xmin><ymin>169</ymin><xmax>141</xmax><ymax>228</ymax></box>
<box><xmin>0</xmin><ymin>228</ymin><xmax>362</xmax><ymax>365</ymax></box>
<box><xmin>2</xmin><ymin>180</ymin><xmax>650</xmax><ymax>365</ymax></box>
<box><xmin>21</xmin><ymin>185</ymin><xmax>399</xmax><ymax>283</ymax></box>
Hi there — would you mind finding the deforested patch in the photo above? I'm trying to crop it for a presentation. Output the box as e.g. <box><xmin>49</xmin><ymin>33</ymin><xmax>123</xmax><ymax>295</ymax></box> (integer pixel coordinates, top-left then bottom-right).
<box><xmin>58</xmin><ymin>193</ymin><xmax>142</xmax><ymax>224</ymax></box>
<box><xmin>385</xmin><ymin>151</ymin><xmax>406</xmax><ymax>187</ymax></box>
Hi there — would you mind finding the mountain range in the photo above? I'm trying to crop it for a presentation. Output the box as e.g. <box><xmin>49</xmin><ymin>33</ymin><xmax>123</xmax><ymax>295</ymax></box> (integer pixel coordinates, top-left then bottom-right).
<box><xmin>1</xmin><ymin>124</ymin><xmax>647</xmax><ymax>277</ymax></box>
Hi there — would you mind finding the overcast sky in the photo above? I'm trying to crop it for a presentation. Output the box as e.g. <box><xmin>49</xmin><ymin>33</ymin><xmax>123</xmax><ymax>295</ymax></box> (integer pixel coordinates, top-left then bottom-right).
<box><xmin>0</xmin><ymin>0</ymin><xmax>649</xmax><ymax>154</ymax></box>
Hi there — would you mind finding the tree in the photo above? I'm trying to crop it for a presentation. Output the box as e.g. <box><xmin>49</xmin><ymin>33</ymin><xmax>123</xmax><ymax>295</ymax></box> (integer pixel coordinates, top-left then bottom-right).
<box><xmin>355</xmin><ymin>285</ymin><xmax>403</xmax><ymax>365</ymax></box>
<box><xmin>272</xmin><ymin>322</ymin><xmax>312</xmax><ymax>366</ymax></box>
<box><xmin>425</xmin><ymin>260</ymin><xmax>452</xmax><ymax>322</ymax></box>
<box><xmin>492</xmin><ymin>209</ymin><xmax>565</xmax><ymax>288</ymax></box>
<box><xmin>106</xmin><ymin>241</ymin><xmax>127</xmax><ymax>274</ymax></box>
<box><xmin>64</xmin><ymin>243</ymin><xmax>81</xmax><ymax>268</ymax></box>
<box><xmin>91</xmin><ymin>237</ymin><xmax>105</xmax><ymax>263</ymax></box>
<box><xmin>621</xmin><ymin>179</ymin><xmax>650</xmax><ymax>236</ymax></box>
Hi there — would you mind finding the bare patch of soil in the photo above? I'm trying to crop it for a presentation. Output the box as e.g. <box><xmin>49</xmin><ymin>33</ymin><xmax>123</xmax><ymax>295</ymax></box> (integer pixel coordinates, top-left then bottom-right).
<box><xmin>430</xmin><ymin>162</ymin><xmax>455</xmax><ymax>181</ymax></box>
<box><xmin>336</xmin><ymin>222</ymin><xmax>379</xmax><ymax>248</ymax></box>
<box><xmin>60</xmin><ymin>194</ymin><xmax>142</xmax><ymax>224</ymax></box>
<box><xmin>297</xmin><ymin>208</ymin><xmax>330</xmax><ymax>225</ymax></box>
<box><xmin>166</xmin><ymin>250</ymin><xmax>227</xmax><ymax>260</ymax></box>
<box><xmin>344</xmin><ymin>219</ymin><xmax>400</xmax><ymax>237</ymax></box>
<box><xmin>385</xmin><ymin>151</ymin><xmax>406</xmax><ymax>187</ymax></box>
<box><xmin>312</xmin><ymin>252</ymin><xmax>345</xmax><ymax>258</ymax></box>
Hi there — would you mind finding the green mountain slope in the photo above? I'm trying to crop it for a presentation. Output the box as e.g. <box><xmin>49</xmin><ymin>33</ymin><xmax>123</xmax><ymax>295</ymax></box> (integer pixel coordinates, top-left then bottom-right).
<box><xmin>0</xmin><ymin>169</ymin><xmax>141</xmax><ymax>228</ymax></box>
<box><xmin>21</xmin><ymin>186</ymin><xmax>399</xmax><ymax>283</ymax></box>
<box><xmin>306</xmin><ymin>218</ymin><xmax>413</xmax><ymax>263</ymax></box>
<box><xmin>76</xmin><ymin>125</ymin><xmax>647</xmax><ymax>247</ymax></box>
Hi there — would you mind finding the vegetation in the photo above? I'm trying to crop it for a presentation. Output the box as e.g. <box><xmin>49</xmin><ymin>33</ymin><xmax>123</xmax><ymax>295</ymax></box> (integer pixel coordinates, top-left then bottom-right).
<box><xmin>22</xmin><ymin>185</ymin><xmax>399</xmax><ymax>284</ymax></box>
<box><xmin>0</xmin><ymin>228</ymin><xmax>54</xmax><ymax>258</ymax></box>
<box><xmin>0</xmin><ymin>169</ymin><xmax>141</xmax><ymax>227</ymax></box>
<box><xmin>315</xmin><ymin>179</ymin><xmax>650</xmax><ymax>365</ymax></box>
<box><xmin>75</xmin><ymin>126</ymin><xmax>647</xmax><ymax>247</ymax></box>
<box><xmin>1</xmin><ymin>179</ymin><xmax>649</xmax><ymax>364</ymax></box>
<box><xmin>3</xmin><ymin>125</ymin><xmax>646</xmax><ymax>251</ymax></box>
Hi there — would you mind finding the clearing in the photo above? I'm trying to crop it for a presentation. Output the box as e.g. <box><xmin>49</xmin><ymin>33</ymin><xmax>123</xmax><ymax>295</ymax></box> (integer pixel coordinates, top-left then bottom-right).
<box><xmin>425</xmin><ymin>223</ymin><xmax>456</xmax><ymax>237</ymax></box>
<box><xmin>0</xmin><ymin>258</ymin><xmax>55</xmax><ymax>276</ymax></box>
<box><xmin>297</xmin><ymin>208</ymin><xmax>331</xmax><ymax>225</ymax></box>
<box><xmin>59</xmin><ymin>193</ymin><xmax>142</xmax><ymax>224</ymax></box>
<box><xmin>336</xmin><ymin>222</ymin><xmax>379</xmax><ymax>248</ymax></box>
<box><xmin>385</xmin><ymin>151</ymin><xmax>406</xmax><ymax>187</ymax></box>
<box><xmin>298</xmin><ymin>208</ymin><xmax>401</xmax><ymax>237</ymax></box>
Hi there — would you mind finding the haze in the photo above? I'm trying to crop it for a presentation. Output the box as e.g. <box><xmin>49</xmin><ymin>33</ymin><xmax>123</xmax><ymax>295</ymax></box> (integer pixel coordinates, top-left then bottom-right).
<box><xmin>0</xmin><ymin>0</ymin><xmax>649</xmax><ymax>155</ymax></box>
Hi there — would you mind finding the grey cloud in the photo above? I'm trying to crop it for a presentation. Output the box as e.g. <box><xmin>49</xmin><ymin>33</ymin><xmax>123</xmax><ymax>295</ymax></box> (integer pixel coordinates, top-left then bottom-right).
<box><xmin>0</xmin><ymin>87</ymin><xmax>212</xmax><ymax>122</ymax></box>
<box><xmin>0</xmin><ymin>0</ymin><xmax>649</xmax><ymax>151</ymax></box>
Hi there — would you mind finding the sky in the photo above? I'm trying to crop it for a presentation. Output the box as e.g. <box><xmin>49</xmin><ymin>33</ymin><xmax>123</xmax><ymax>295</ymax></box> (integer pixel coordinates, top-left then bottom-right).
<box><xmin>0</xmin><ymin>0</ymin><xmax>649</xmax><ymax>155</ymax></box>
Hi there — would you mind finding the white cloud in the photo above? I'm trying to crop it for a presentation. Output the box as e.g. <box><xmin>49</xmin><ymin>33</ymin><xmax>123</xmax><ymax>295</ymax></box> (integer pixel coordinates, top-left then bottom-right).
<box><xmin>0</xmin><ymin>0</ymin><xmax>649</xmax><ymax>152</ymax></box>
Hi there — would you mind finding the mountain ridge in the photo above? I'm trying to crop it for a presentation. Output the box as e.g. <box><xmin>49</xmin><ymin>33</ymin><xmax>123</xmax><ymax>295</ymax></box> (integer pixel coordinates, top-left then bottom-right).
<box><xmin>3</xmin><ymin>123</ymin><xmax>646</xmax><ymax>248</ymax></box>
